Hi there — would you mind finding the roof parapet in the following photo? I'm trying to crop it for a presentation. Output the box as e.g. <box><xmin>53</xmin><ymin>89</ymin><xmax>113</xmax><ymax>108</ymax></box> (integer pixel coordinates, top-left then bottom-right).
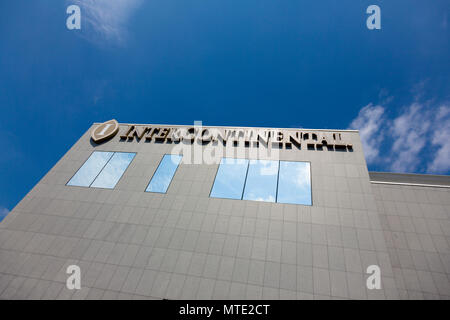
<box><xmin>369</xmin><ymin>172</ymin><xmax>450</xmax><ymax>188</ymax></box>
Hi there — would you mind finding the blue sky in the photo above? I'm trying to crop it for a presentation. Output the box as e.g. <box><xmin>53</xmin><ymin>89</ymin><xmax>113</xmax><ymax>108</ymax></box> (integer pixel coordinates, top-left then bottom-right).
<box><xmin>0</xmin><ymin>0</ymin><xmax>449</xmax><ymax>215</ymax></box>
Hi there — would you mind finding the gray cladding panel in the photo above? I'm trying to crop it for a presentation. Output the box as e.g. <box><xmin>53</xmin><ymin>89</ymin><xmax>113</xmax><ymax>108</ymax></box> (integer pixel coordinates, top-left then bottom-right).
<box><xmin>372</xmin><ymin>183</ymin><xmax>450</xmax><ymax>299</ymax></box>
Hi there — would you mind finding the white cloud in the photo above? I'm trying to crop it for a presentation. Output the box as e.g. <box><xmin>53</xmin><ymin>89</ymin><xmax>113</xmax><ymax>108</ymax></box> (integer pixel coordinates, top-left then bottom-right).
<box><xmin>349</xmin><ymin>96</ymin><xmax>450</xmax><ymax>174</ymax></box>
<box><xmin>253</xmin><ymin>195</ymin><xmax>275</xmax><ymax>202</ymax></box>
<box><xmin>390</xmin><ymin>103</ymin><xmax>431</xmax><ymax>172</ymax></box>
<box><xmin>281</xmin><ymin>162</ymin><xmax>311</xmax><ymax>190</ymax></box>
<box><xmin>0</xmin><ymin>207</ymin><xmax>10</xmax><ymax>222</ymax></box>
<box><xmin>70</xmin><ymin>0</ymin><xmax>143</xmax><ymax>44</ymax></box>
<box><xmin>293</xmin><ymin>163</ymin><xmax>311</xmax><ymax>190</ymax></box>
<box><xmin>348</xmin><ymin>103</ymin><xmax>386</xmax><ymax>164</ymax></box>
<box><xmin>259</xmin><ymin>160</ymin><xmax>279</xmax><ymax>176</ymax></box>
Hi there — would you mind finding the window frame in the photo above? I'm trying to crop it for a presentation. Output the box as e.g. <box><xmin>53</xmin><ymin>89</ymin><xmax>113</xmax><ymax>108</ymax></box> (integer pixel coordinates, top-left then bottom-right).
<box><xmin>209</xmin><ymin>157</ymin><xmax>250</xmax><ymax>200</ymax></box>
<box><xmin>242</xmin><ymin>159</ymin><xmax>279</xmax><ymax>203</ymax></box>
<box><xmin>209</xmin><ymin>157</ymin><xmax>313</xmax><ymax>206</ymax></box>
<box><xmin>90</xmin><ymin>152</ymin><xmax>137</xmax><ymax>189</ymax></box>
<box><xmin>145</xmin><ymin>154</ymin><xmax>183</xmax><ymax>194</ymax></box>
<box><xmin>66</xmin><ymin>151</ymin><xmax>136</xmax><ymax>189</ymax></box>
<box><xmin>276</xmin><ymin>160</ymin><xmax>312</xmax><ymax>206</ymax></box>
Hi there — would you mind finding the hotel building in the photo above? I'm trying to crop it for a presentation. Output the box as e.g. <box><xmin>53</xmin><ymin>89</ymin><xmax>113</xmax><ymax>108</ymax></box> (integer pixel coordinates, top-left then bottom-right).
<box><xmin>0</xmin><ymin>120</ymin><xmax>449</xmax><ymax>300</ymax></box>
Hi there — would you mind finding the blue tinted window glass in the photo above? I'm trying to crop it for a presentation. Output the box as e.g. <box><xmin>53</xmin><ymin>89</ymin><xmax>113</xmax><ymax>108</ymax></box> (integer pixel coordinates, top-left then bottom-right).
<box><xmin>243</xmin><ymin>160</ymin><xmax>279</xmax><ymax>202</ymax></box>
<box><xmin>91</xmin><ymin>152</ymin><xmax>136</xmax><ymax>189</ymax></box>
<box><xmin>146</xmin><ymin>154</ymin><xmax>182</xmax><ymax>193</ymax></box>
<box><xmin>277</xmin><ymin>161</ymin><xmax>312</xmax><ymax>205</ymax></box>
<box><xmin>210</xmin><ymin>158</ymin><xmax>249</xmax><ymax>200</ymax></box>
<box><xmin>67</xmin><ymin>151</ymin><xmax>113</xmax><ymax>187</ymax></box>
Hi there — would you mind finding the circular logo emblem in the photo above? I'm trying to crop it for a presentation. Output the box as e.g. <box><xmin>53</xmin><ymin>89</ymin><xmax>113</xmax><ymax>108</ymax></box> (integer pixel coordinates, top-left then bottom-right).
<box><xmin>91</xmin><ymin>119</ymin><xmax>120</xmax><ymax>143</ymax></box>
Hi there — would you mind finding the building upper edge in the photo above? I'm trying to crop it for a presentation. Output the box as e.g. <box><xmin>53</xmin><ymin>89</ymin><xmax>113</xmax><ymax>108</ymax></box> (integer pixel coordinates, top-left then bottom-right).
<box><xmin>92</xmin><ymin>122</ymin><xmax>360</xmax><ymax>133</ymax></box>
<box><xmin>369</xmin><ymin>171</ymin><xmax>450</xmax><ymax>188</ymax></box>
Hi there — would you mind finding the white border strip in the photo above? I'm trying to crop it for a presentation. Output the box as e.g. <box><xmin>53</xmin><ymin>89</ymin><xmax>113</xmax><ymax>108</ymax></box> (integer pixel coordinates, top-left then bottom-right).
<box><xmin>370</xmin><ymin>181</ymin><xmax>450</xmax><ymax>188</ymax></box>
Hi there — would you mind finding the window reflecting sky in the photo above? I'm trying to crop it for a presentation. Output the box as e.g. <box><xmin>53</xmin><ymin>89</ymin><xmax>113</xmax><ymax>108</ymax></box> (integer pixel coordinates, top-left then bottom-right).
<box><xmin>67</xmin><ymin>151</ymin><xmax>113</xmax><ymax>187</ymax></box>
<box><xmin>91</xmin><ymin>152</ymin><xmax>135</xmax><ymax>189</ymax></box>
<box><xmin>277</xmin><ymin>161</ymin><xmax>311</xmax><ymax>205</ymax></box>
<box><xmin>243</xmin><ymin>160</ymin><xmax>278</xmax><ymax>202</ymax></box>
<box><xmin>146</xmin><ymin>154</ymin><xmax>182</xmax><ymax>193</ymax></box>
<box><xmin>210</xmin><ymin>158</ymin><xmax>249</xmax><ymax>199</ymax></box>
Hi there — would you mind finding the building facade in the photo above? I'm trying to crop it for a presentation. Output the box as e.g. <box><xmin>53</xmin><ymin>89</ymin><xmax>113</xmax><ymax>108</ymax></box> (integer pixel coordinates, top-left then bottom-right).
<box><xmin>0</xmin><ymin>120</ymin><xmax>449</xmax><ymax>300</ymax></box>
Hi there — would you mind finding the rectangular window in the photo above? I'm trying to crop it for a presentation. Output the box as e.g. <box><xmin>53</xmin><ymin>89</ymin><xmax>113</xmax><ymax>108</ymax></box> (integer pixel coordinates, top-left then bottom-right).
<box><xmin>210</xmin><ymin>158</ymin><xmax>249</xmax><ymax>199</ymax></box>
<box><xmin>146</xmin><ymin>154</ymin><xmax>182</xmax><ymax>193</ymax></box>
<box><xmin>67</xmin><ymin>151</ymin><xmax>114</xmax><ymax>187</ymax></box>
<box><xmin>90</xmin><ymin>152</ymin><xmax>136</xmax><ymax>189</ymax></box>
<box><xmin>243</xmin><ymin>160</ymin><xmax>279</xmax><ymax>202</ymax></box>
<box><xmin>67</xmin><ymin>151</ymin><xmax>135</xmax><ymax>189</ymax></box>
<box><xmin>210</xmin><ymin>158</ymin><xmax>312</xmax><ymax>206</ymax></box>
<box><xmin>277</xmin><ymin>161</ymin><xmax>312</xmax><ymax>205</ymax></box>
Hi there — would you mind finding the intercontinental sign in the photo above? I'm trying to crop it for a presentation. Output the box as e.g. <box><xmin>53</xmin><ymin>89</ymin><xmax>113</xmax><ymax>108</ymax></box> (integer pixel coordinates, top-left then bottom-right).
<box><xmin>92</xmin><ymin>120</ymin><xmax>353</xmax><ymax>151</ymax></box>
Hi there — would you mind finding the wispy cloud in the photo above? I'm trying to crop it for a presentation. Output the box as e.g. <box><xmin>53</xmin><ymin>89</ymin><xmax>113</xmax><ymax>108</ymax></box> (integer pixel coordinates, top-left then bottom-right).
<box><xmin>348</xmin><ymin>104</ymin><xmax>386</xmax><ymax>164</ymax></box>
<box><xmin>348</xmin><ymin>91</ymin><xmax>450</xmax><ymax>174</ymax></box>
<box><xmin>0</xmin><ymin>207</ymin><xmax>10</xmax><ymax>222</ymax></box>
<box><xmin>69</xmin><ymin>0</ymin><xmax>143</xmax><ymax>44</ymax></box>
<box><xmin>259</xmin><ymin>160</ymin><xmax>279</xmax><ymax>176</ymax></box>
<box><xmin>390</xmin><ymin>103</ymin><xmax>431</xmax><ymax>172</ymax></box>
<box><xmin>252</xmin><ymin>195</ymin><xmax>275</xmax><ymax>202</ymax></box>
